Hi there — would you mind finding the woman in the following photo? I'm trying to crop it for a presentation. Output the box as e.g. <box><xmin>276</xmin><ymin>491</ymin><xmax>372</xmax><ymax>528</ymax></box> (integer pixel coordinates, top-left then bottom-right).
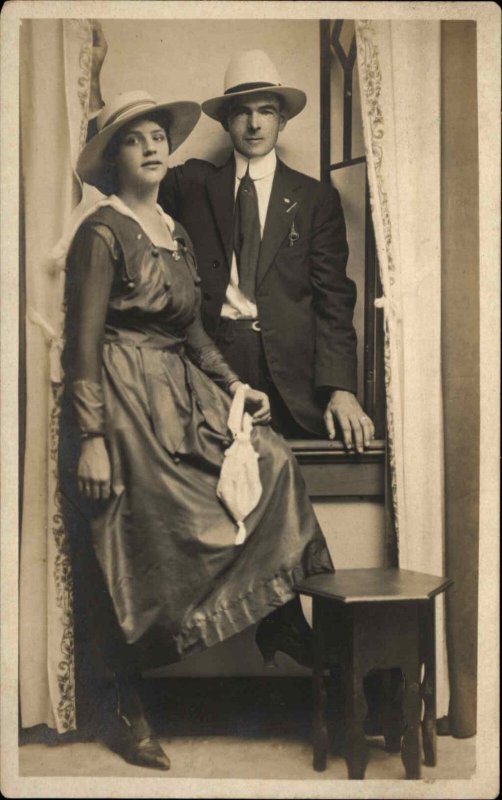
<box><xmin>61</xmin><ymin>91</ymin><xmax>334</xmax><ymax>770</ymax></box>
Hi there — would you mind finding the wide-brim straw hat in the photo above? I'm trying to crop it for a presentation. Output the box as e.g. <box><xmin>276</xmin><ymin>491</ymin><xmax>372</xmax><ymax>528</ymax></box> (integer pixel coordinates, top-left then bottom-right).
<box><xmin>202</xmin><ymin>50</ymin><xmax>307</xmax><ymax>122</ymax></box>
<box><xmin>77</xmin><ymin>90</ymin><xmax>201</xmax><ymax>191</ymax></box>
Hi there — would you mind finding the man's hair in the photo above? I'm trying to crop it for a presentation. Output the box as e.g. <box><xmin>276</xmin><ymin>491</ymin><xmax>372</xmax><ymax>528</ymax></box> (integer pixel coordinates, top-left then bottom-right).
<box><xmin>219</xmin><ymin>91</ymin><xmax>286</xmax><ymax>126</ymax></box>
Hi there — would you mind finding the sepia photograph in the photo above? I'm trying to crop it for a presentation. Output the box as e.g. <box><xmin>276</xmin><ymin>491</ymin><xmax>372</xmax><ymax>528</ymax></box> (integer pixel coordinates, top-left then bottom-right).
<box><xmin>1</xmin><ymin>1</ymin><xmax>499</xmax><ymax>797</ymax></box>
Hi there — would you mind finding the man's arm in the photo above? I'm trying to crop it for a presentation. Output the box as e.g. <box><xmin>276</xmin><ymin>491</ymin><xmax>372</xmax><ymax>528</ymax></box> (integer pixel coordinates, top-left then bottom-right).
<box><xmin>310</xmin><ymin>183</ymin><xmax>375</xmax><ymax>452</ymax></box>
<box><xmin>85</xmin><ymin>20</ymin><xmax>181</xmax><ymax>217</ymax></box>
<box><xmin>89</xmin><ymin>21</ymin><xmax>107</xmax><ymax>115</ymax></box>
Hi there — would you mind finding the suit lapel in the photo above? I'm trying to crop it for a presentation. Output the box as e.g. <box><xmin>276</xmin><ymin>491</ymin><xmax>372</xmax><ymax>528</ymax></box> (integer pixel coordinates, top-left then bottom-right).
<box><xmin>256</xmin><ymin>159</ymin><xmax>303</xmax><ymax>288</ymax></box>
<box><xmin>206</xmin><ymin>156</ymin><xmax>235</xmax><ymax>271</ymax></box>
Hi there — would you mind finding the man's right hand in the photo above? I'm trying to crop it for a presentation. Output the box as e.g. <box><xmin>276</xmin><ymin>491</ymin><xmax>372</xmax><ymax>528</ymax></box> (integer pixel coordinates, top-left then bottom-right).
<box><xmin>89</xmin><ymin>20</ymin><xmax>108</xmax><ymax>113</ymax></box>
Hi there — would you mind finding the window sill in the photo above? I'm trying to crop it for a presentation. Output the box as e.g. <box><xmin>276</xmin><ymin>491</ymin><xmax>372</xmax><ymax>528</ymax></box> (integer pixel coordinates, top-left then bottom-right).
<box><xmin>290</xmin><ymin>439</ymin><xmax>386</xmax><ymax>499</ymax></box>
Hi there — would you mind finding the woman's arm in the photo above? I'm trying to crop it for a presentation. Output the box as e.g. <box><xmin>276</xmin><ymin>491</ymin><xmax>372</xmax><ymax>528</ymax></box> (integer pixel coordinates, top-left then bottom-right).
<box><xmin>184</xmin><ymin>307</ymin><xmax>240</xmax><ymax>393</ymax></box>
<box><xmin>66</xmin><ymin>225</ymin><xmax>115</xmax><ymax>499</ymax></box>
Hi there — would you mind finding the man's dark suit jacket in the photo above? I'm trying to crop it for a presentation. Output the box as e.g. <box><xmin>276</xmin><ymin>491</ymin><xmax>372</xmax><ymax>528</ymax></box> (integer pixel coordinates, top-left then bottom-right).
<box><xmin>158</xmin><ymin>155</ymin><xmax>357</xmax><ymax>436</ymax></box>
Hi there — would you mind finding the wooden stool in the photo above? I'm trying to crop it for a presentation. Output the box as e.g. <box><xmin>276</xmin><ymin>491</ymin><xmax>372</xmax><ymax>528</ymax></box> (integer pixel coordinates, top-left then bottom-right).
<box><xmin>294</xmin><ymin>568</ymin><xmax>452</xmax><ymax>779</ymax></box>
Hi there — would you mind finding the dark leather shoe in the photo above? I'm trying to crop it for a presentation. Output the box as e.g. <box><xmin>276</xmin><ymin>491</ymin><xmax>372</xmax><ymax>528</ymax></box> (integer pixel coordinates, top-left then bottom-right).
<box><xmin>256</xmin><ymin>614</ymin><xmax>314</xmax><ymax>668</ymax></box>
<box><xmin>101</xmin><ymin>679</ymin><xmax>170</xmax><ymax>771</ymax></box>
<box><xmin>103</xmin><ymin>711</ymin><xmax>170</xmax><ymax>770</ymax></box>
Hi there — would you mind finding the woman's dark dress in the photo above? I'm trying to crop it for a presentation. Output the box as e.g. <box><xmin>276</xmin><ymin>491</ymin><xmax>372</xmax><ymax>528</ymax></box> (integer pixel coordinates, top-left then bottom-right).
<box><xmin>61</xmin><ymin>201</ymin><xmax>333</xmax><ymax>670</ymax></box>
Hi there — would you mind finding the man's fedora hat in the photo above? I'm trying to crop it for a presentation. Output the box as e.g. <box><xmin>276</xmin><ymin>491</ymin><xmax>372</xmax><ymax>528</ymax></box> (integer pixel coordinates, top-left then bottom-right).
<box><xmin>77</xmin><ymin>90</ymin><xmax>201</xmax><ymax>191</ymax></box>
<box><xmin>202</xmin><ymin>50</ymin><xmax>307</xmax><ymax>122</ymax></box>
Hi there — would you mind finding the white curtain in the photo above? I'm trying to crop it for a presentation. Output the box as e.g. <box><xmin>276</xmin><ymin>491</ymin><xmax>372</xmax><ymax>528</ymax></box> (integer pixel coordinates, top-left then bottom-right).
<box><xmin>19</xmin><ymin>19</ymin><xmax>92</xmax><ymax>733</ymax></box>
<box><xmin>355</xmin><ymin>20</ymin><xmax>449</xmax><ymax>715</ymax></box>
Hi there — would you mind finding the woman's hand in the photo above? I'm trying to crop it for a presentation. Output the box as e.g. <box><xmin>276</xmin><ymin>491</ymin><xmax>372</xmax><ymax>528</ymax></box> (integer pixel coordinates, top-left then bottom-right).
<box><xmin>78</xmin><ymin>436</ymin><xmax>112</xmax><ymax>500</ymax></box>
<box><xmin>228</xmin><ymin>381</ymin><xmax>271</xmax><ymax>425</ymax></box>
<box><xmin>244</xmin><ymin>387</ymin><xmax>272</xmax><ymax>426</ymax></box>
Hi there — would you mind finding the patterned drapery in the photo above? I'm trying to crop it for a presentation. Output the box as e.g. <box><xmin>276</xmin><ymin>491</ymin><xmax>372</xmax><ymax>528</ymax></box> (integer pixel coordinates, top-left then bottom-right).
<box><xmin>19</xmin><ymin>19</ymin><xmax>92</xmax><ymax>732</ymax></box>
<box><xmin>355</xmin><ymin>19</ymin><xmax>449</xmax><ymax>716</ymax></box>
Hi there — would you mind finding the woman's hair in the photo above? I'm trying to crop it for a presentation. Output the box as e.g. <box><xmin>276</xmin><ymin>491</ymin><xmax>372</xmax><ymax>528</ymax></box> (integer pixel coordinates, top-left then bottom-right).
<box><xmin>100</xmin><ymin>111</ymin><xmax>172</xmax><ymax>193</ymax></box>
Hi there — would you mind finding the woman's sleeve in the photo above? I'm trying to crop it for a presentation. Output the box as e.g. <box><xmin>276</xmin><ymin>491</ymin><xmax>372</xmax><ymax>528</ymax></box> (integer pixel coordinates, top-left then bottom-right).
<box><xmin>65</xmin><ymin>224</ymin><xmax>115</xmax><ymax>435</ymax></box>
<box><xmin>184</xmin><ymin>299</ymin><xmax>240</xmax><ymax>393</ymax></box>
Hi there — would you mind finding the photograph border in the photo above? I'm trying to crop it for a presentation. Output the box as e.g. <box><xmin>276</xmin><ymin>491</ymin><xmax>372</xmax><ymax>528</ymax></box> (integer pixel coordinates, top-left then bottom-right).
<box><xmin>1</xmin><ymin>2</ymin><xmax>500</xmax><ymax>798</ymax></box>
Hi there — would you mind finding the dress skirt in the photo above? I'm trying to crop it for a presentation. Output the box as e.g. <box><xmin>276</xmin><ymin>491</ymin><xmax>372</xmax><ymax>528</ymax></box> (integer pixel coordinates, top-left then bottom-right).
<box><xmin>91</xmin><ymin>336</ymin><xmax>332</xmax><ymax>668</ymax></box>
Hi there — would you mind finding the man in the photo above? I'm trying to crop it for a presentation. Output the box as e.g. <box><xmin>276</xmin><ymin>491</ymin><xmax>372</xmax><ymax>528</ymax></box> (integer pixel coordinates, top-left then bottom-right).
<box><xmin>90</xmin><ymin>31</ymin><xmax>375</xmax><ymax>450</ymax></box>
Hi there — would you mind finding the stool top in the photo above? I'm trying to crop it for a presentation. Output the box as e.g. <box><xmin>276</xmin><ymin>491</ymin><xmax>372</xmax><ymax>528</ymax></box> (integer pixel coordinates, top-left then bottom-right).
<box><xmin>294</xmin><ymin>568</ymin><xmax>452</xmax><ymax>603</ymax></box>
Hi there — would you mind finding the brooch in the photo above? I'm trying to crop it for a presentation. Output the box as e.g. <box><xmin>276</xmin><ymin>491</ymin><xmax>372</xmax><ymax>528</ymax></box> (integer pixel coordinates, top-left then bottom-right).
<box><xmin>171</xmin><ymin>250</ymin><xmax>181</xmax><ymax>261</ymax></box>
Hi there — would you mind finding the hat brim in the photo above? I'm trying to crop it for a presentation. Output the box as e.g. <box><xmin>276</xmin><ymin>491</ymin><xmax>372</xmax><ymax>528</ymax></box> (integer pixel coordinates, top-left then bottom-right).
<box><xmin>201</xmin><ymin>86</ymin><xmax>307</xmax><ymax>122</ymax></box>
<box><xmin>77</xmin><ymin>101</ymin><xmax>201</xmax><ymax>192</ymax></box>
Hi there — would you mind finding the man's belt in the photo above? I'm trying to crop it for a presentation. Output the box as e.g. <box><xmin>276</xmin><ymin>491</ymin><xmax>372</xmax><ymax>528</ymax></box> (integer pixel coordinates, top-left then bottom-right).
<box><xmin>219</xmin><ymin>318</ymin><xmax>261</xmax><ymax>332</ymax></box>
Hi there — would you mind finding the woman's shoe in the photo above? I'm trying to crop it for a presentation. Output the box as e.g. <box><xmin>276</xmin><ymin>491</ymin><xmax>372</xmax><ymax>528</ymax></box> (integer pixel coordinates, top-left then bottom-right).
<box><xmin>101</xmin><ymin>677</ymin><xmax>170</xmax><ymax>771</ymax></box>
<box><xmin>256</xmin><ymin>600</ymin><xmax>314</xmax><ymax>668</ymax></box>
<box><xmin>105</xmin><ymin>710</ymin><xmax>171</xmax><ymax>771</ymax></box>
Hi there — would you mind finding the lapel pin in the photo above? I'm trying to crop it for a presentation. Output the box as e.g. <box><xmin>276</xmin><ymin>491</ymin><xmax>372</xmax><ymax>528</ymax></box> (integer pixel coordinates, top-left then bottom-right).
<box><xmin>284</xmin><ymin>197</ymin><xmax>290</xmax><ymax>203</ymax></box>
<box><xmin>286</xmin><ymin>201</ymin><xmax>298</xmax><ymax>214</ymax></box>
<box><xmin>289</xmin><ymin>219</ymin><xmax>300</xmax><ymax>247</ymax></box>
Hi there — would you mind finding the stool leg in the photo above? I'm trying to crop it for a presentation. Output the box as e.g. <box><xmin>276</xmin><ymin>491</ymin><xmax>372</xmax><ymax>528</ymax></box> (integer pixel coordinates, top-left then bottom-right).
<box><xmin>382</xmin><ymin>669</ymin><xmax>404</xmax><ymax>753</ymax></box>
<box><xmin>343</xmin><ymin>621</ymin><xmax>368</xmax><ymax>780</ymax></box>
<box><xmin>329</xmin><ymin>666</ymin><xmax>345</xmax><ymax>756</ymax></box>
<box><xmin>420</xmin><ymin>599</ymin><xmax>437</xmax><ymax>766</ymax></box>
<box><xmin>312</xmin><ymin>603</ymin><xmax>328</xmax><ymax>772</ymax></box>
<box><xmin>344</xmin><ymin>683</ymin><xmax>368</xmax><ymax>778</ymax></box>
<box><xmin>401</xmin><ymin>670</ymin><xmax>422</xmax><ymax>779</ymax></box>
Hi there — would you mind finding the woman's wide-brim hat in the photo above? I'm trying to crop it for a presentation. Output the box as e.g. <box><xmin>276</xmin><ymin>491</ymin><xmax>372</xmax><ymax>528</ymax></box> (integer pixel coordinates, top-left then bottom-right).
<box><xmin>77</xmin><ymin>90</ymin><xmax>201</xmax><ymax>190</ymax></box>
<box><xmin>201</xmin><ymin>50</ymin><xmax>307</xmax><ymax>122</ymax></box>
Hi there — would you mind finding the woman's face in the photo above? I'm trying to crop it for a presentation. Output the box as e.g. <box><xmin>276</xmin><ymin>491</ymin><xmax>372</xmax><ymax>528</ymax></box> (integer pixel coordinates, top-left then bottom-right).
<box><xmin>114</xmin><ymin>118</ymin><xmax>170</xmax><ymax>191</ymax></box>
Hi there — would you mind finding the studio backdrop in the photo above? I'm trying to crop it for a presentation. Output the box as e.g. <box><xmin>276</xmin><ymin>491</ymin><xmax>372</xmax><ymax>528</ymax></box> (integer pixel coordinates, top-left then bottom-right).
<box><xmin>19</xmin><ymin>17</ymin><xmax>478</xmax><ymax>738</ymax></box>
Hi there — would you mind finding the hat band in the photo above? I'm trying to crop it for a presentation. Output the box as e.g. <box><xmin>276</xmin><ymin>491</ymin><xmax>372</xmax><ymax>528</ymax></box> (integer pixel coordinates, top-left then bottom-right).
<box><xmin>101</xmin><ymin>99</ymin><xmax>158</xmax><ymax>131</ymax></box>
<box><xmin>223</xmin><ymin>81</ymin><xmax>280</xmax><ymax>96</ymax></box>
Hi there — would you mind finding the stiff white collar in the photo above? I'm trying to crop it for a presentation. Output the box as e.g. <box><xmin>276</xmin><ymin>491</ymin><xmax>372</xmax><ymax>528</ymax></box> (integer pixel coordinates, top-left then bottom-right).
<box><xmin>234</xmin><ymin>149</ymin><xmax>277</xmax><ymax>182</ymax></box>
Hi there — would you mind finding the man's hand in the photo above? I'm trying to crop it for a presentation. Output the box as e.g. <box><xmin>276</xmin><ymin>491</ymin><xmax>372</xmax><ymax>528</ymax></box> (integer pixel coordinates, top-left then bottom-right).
<box><xmin>324</xmin><ymin>389</ymin><xmax>375</xmax><ymax>453</ymax></box>
<box><xmin>89</xmin><ymin>20</ymin><xmax>108</xmax><ymax>113</ymax></box>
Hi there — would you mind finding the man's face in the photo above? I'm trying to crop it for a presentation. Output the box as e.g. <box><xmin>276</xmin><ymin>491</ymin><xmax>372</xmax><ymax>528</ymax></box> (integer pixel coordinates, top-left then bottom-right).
<box><xmin>224</xmin><ymin>93</ymin><xmax>287</xmax><ymax>159</ymax></box>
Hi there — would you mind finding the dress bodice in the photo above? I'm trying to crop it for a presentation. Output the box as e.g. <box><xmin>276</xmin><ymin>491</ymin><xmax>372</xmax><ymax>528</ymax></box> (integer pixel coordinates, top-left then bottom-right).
<box><xmin>80</xmin><ymin>206</ymin><xmax>203</xmax><ymax>348</ymax></box>
<box><xmin>64</xmin><ymin>203</ymin><xmax>239</xmax><ymax>395</ymax></box>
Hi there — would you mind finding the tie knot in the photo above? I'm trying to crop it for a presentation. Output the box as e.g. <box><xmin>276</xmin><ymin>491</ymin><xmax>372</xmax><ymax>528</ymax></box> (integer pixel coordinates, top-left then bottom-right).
<box><xmin>241</xmin><ymin>165</ymin><xmax>254</xmax><ymax>188</ymax></box>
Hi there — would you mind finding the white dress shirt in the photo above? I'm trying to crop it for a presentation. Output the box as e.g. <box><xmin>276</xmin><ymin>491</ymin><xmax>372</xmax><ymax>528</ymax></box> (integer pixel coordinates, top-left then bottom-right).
<box><xmin>220</xmin><ymin>149</ymin><xmax>277</xmax><ymax>320</ymax></box>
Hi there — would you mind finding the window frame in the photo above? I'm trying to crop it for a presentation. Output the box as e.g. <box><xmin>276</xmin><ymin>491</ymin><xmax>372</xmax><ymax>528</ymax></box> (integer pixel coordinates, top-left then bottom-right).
<box><xmin>288</xmin><ymin>20</ymin><xmax>386</xmax><ymax>498</ymax></box>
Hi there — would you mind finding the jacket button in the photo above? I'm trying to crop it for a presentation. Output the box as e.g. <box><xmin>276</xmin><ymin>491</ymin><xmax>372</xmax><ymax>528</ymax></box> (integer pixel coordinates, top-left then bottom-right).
<box><xmin>152</xmin><ymin>248</ymin><xmax>159</xmax><ymax>257</ymax></box>
<box><xmin>194</xmin><ymin>276</ymin><xmax>202</xmax><ymax>285</ymax></box>
<box><xmin>126</xmin><ymin>281</ymin><xmax>134</xmax><ymax>289</ymax></box>
<box><xmin>212</xmin><ymin>260</ymin><xmax>219</xmax><ymax>269</ymax></box>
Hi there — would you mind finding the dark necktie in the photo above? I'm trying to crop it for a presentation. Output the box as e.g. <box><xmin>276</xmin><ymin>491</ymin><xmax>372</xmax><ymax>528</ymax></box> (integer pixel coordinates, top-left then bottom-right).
<box><xmin>233</xmin><ymin>165</ymin><xmax>261</xmax><ymax>302</ymax></box>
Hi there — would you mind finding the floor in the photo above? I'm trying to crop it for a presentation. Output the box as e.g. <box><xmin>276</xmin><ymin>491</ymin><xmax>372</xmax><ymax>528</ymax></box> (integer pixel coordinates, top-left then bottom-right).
<box><xmin>19</xmin><ymin>678</ymin><xmax>476</xmax><ymax>781</ymax></box>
